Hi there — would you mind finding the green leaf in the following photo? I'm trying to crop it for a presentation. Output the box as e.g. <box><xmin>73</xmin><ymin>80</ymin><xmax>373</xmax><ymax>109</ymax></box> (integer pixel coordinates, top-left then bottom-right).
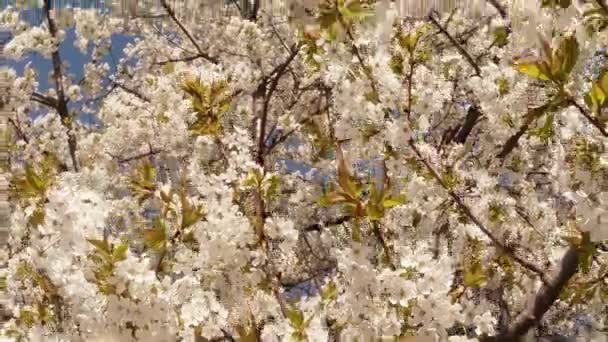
<box><xmin>264</xmin><ymin>175</ymin><xmax>281</xmax><ymax>200</ymax></box>
<box><xmin>493</xmin><ymin>26</ymin><xmax>509</xmax><ymax>47</ymax></box>
<box><xmin>162</xmin><ymin>62</ymin><xmax>175</xmax><ymax>75</ymax></box>
<box><xmin>181</xmin><ymin>77</ymin><xmax>231</xmax><ymax>137</ymax></box>
<box><xmin>530</xmin><ymin>113</ymin><xmax>555</xmax><ymax>143</ymax></box>
<box><xmin>552</xmin><ymin>32</ymin><xmax>579</xmax><ymax>80</ymax></box>
<box><xmin>382</xmin><ymin>194</ymin><xmax>406</xmax><ymax>208</ymax></box>
<box><xmin>342</xmin><ymin>0</ymin><xmax>373</xmax><ymax>22</ymax></box>
<box><xmin>360</xmin><ymin>122</ymin><xmax>381</xmax><ymax>141</ymax></box>
<box><xmin>27</xmin><ymin>207</ymin><xmax>45</xmax><ymax>228</ymax></box>
<box><xmin>112</xmin><ymin>242</ymin><xmax>129</xmax><ymax>262</ymax></box>
<box><xmin>25</xmin><ymin>165</ymin><xmax>45</xmax><ymax>193</ymax></box>
<box><xmin>591</xmin><ymin>82</ymin><xmax>607</xmax><ymax>107</ymax></box>
<box><xmin>599</xmin><ymin>70</ymin><xmax>608</xmax><ymax>92</ymax></box>
<box><xmin>19</xmin><ymin>309</ymin><xmax>36</xmax><ymax>328</ymax></box>
<box><xmin>87</xmin><ymin>239</ymin><xmax>111</xmax><ymax>258</ymax></box>
<box><xmin>389</xmin><ymin>54</ymin><xmax>404</xmax><ymax>75</ymax></box>
<box><xmin>236</xmin><ymin>324</ymin><xmax>259</xmax><ymax>342</ymax></box>
<box><xmin>129</xmin><ymin>161</ymin><xmax>157</xmax><ymax>204</ymax></box>
<box><xmin>514</xmin><ymin>62</ymin><xmax>551</xmax><ymax>81</ymax></box>
<box><xmin>287</xmin><ymin>307</ymin><xmax>305</xmax><ymax>329</ymax></box>
<box><xmin>488</xmin><ymin>202</ymin><xmax>506</xmax><ymax>223</ymax></box>
<box><xmin>496</xmin><ymin>78</ymin><xmax>510</xmax><ymax>96</ymax></box>
<box><xmin>180</xmin><ymin>191</ymin><xmax>205</xmax><ymax>229</ymax></box>
<box><xmin>578</xmin><ymin>232</ymin><xmax>596</xmax><ymax>274</ymax></box>
<box><xmin>399</xmin><ymin>31</ymin><xmax>420</xmax><ymax>55</ymax></box>
<box><xmin>366</xmin><ymin>203</ymin><xmax>384</xmax><ymax>221</ymax></box>
<box><xmin>143</xmin><ymin>218</ymin><xmax>167</xmax><ymax>252</ymax></box>
<box><xmin>464</xmin><ymin>262</ymin><xmax>487</xmax><ymax>288</ymax></box>
<box><xmin>318</xmin><ymin>190</ymin><xmax>346</xmax><ymax>207</ymax></box>
<box><xmin>335</xmin><ymin>146</ymin><xmax>360</xmax><ymax>200</ymax></box>
<box><xmin>321</xmin><ymin>281</ymin><xmax>338</xmax><ymax>303</ymax></box>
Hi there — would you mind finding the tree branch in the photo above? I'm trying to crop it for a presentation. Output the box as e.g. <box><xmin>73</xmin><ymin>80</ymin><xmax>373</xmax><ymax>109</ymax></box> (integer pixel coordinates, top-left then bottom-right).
<box><xmin>111</xmin><ymin>80</ymin><xmax>151</xmax><ymax>103</ymax></box>
<box><xmin>408</xmin><ymin>139</ymin><xmax>549</xmax><ymax>284</ymax></box>
<box><xmin>7</xmin><ymin>117</ymin><xmax>28</xmax><ymax>144</ymax></box>
<box><xmin>481</xmin><ymin>246</ymin><xmax>580</xmax><ymax>341</ymax></box>
<box><xmin>497</xmin><ymin>99</ymin><xmax>566</xmax><ymax>159</ymax></box>
<box><xmin>569</xmin><ymin>99</ymin><xmax>608</xmax><ymax>137</ymax></box>
<box><xmin>595</xmin><ymin>0</ymin><xmax>608</xmax><ymax>14</ymax></box>
<box><xmin>43</xmin><ymin>0</ymin><xmax>79</xmax><ymax>172</ymax></box>
<box><xmin>159</xmin><ymin>0</ymin><xmax>218</xmax><ymax>65</ymax></box>
<box><xmin>453</xmin><ymin>104</ymin><xmax>483</xmax><ymax>144</ymax></box>
<box><xmin>303</xmin><ymin>215</ymin><xmax>352</xmax><ymax>232</ymax></box>
<box><xmin>257</xmin><ymin>45</ymin><xmax>300</xmax><ymax>165</ymax></box>
<box><xmin>428</xmin><ymin>11</ymin><xmax>481</xmax><ymax>77</ymax></box>
<box><xmin>156</xmin><ymin>53</ymin><xmax>212</xmax><ymax>65</ymax></box>
<box><xmin>487</xmin><ymin>0</ymin><xmax>507</xmax><ymax>18</ymax></box>
<box><xmin>108</xmin><ymin>149</ymin><xmax>162</xmax><ymax>164</ymax></box>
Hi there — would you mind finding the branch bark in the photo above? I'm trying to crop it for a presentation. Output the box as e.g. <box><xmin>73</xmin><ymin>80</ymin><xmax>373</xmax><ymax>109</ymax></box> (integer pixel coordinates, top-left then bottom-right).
<box><xmin>43</xmin><ymin>0</ymin><xmax>79</xmax><ymax>172</ymax></box>
<box><xmin>453</xmin><ymin>104</ymin><xmax>483</xmax><ymax>144</ymax></box>
<box><xmin>408</xmin><ymin>139</ymin><xmax>549</xmax><ymax>284</ymax></box>
<box><xmin>487</xmin><ymin>0</ymin><xmax>507</xmax><ymax>18</ymax></box>
<box><xmin>481</xmin><ymin>246</ymin><xmax>580</xmax><ymax>341</ymax></box>
<box><xmin>428</xmin><ymin>11</ymin><xmax>481</xmax><ymax>77</ymax></box>
<box><xmin>569</xmin><ymin>99</ymin><xmax>608</xmax><ymax>137</ymax></box>
<box><xmin>159</xmin><ymin>0</ymin><xmax>218</xmax><ymax>65</ymax></box>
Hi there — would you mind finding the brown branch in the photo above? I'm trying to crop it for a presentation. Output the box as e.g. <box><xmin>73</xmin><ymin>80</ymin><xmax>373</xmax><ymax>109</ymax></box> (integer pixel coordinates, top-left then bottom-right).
<box><xmin>406</xmin><ymin>59</ymin><xmax>416</xmax><ymax>120</ymax></box>
<box><xmin>487</xmin><ymin>0</ymin><xmax>507</xmax><ymax>18</ymax></box>
<box><xmin>257</xmin><ymin>45</ymin><xmax>300</xmax><ymax>164</ymax></box>
<box><xmin>303</xmin><ymin>215</ymin><xmax>352</xmax><ymax>232</ymax></box>
<box><xmin>248</xmin><ymin>48</ymin><xmax>302</xmax><ymax>318</ymax></box>
<box><xmin>595</xmin><ymin>0</ymin><xmax>608</xmax><ymax>14</ymax></box>
<box><xmin>453</xmin><ymin>104</ymin><xmax>483</xmax><ymax>144</ymax></box>
<box><xmin>496</xmin><ymin>120</ymin><xmax>531</xmax><ymax>159</ymax></box>
<box><xmin>109</xmin><ymin>149</ymin><xmax>162</xmax><ymax>164</ymax></box>
<box><xmin>7</xmin><ymin>117</ymin><xmax>28</xmax><ymax>144</ymax></box>
<box><xmin>408</xmin><ymin>139</ymin><xmax>549</xmax><ymax>284</ymax></box>
<box><xmin>111</xmin><ymin>80</ymin><xmax>151</xmax><ymax>103</ymax></box>
<box><xmin>569</xmin><ymin>99</ymin><xmax>608</xmax><ymax>137</ymax></box>
<box><xmin>159</xmin><ymin>0</ymin><xmax>218</xmax><ymax>65</ymax></box>
<box><xmin>156</xmin><ymin>53</ymin><xmax>211</xmax><ymax>65</ymax></box>
<box><xmin>30</xmin><ymin>92</ymin><xmax>58</xmax><ymax>108</ymax></box>
<box><xmin>338</xmin><ymin>16</ymin><xmax>379</xmax><ymax>96</ymax></box>
<box><xmin>371</xmin><ymin>221</ymin><xmax>396</xmax><ymax>270</ymax></box>
<box><xmin>497</xmin><ymin>99</ymin><xmax>566</xmax><ymax>159</ymax></box>
<box><xmin>428</xmin><ymin>11</ymin><xmax>481</xmax><ymax>77</ymax></box>
<box><xmin>43</xmin><ymin>0</ymin><xmax>79</xmax><ymax>172</ymax></box>
<box><xmin>265</xmin><ymin>103</ymin><xmax>329</xmax><ymax>154</ymax></box>
<box><xmin>481</xmin><ymin>246</ymin><xmax>580</xmax><ymax>341</ymax></box>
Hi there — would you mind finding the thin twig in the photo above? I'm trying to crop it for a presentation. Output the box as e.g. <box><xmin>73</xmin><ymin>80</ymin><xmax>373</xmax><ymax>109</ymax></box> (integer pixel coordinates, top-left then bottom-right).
<box><xmin>257</xmin><ymin>46</ymin><xmax>300</xmax><ymax>164</ymax></box>
<box><xmin>428</xmin><ymin>11</ymin><xmax>481</xmax><ymax>77</ymax></box>
<box><xmin>303</xmin><ymin>215</ymin><xmax>352</xmax><ymax>232</ymax></box>
<box><xmin>487</xmin><ymin>0</ymin><xmax>507</xmax><ymax>18</ymax></box>
<box><xmin>156</xmin><ymin>53</ymin><xmax>211</xmax><ymax>65</ymax></box>
<box><xmin>109</xmin><ymin>149</ymin><xmax>162</xmax><ymax>164</ymax></box>
<box><xmin>159</xmin><ymin>0</ymin><xmax>218</xmax><ymax>65</ymax></box>
<box><xmin>7</xmin><ymin>117</ymin><xmax>28</xmax><ymax>144</ymax></box>
<box><xmin>569</xmin><ymin>98</ymin><xmax>608</xmax><ymax>137</ymax></box>
<box><xmin>111</xmin><ymin>80</ymin><xmax>151</xmax><ymax>102</ymax></box>
<box><xmin>408</xmin><ymin>138</ymin><xmax>549</xmax><ymax>284</ymax></box>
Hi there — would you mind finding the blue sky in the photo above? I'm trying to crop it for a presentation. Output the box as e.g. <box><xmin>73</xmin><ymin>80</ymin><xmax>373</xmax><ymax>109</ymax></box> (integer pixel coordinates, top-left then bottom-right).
<box><xmin>2</xmin><ymin>6</ymin><xmax>380</xmax><ymax>182</ymax></box>
<box><xmin>1</xmin><ymin>7</ymin><xmax>135</xmax><ymax>124</ymax></box>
